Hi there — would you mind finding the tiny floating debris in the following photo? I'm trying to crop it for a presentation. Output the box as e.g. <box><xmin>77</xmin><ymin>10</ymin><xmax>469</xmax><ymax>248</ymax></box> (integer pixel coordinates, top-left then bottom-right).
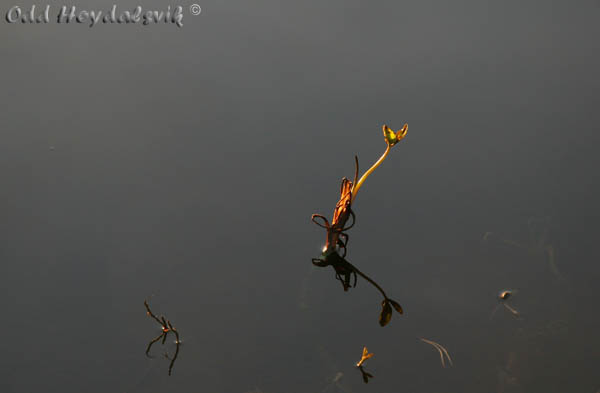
<box><xmin>490</xmin><ymin>289</ymin><xmax>521</xmax><ymax>320</ymax></box>
<box><xmin>419</xmin><ymin>337</ymin><xmax>453</xmax><ymax>368</ymax></box>
<box><xmin>144</xmin><ymin>299</ymin><xmax>181</xmax><ymax>376</ymax></box>
<box><xmin>355</xmin><ymin>346</ymin><xmax>375</xmax><ymax>383</ymax></box>
<box><xmin>356</xmin><ymin>346</ymin><xmax>374</xmax><ymax>367</ymax></box>
<box><xmin>498</xmin><ymin>289</ymin><xmax>513</xmax><ymax>300</ymax></box>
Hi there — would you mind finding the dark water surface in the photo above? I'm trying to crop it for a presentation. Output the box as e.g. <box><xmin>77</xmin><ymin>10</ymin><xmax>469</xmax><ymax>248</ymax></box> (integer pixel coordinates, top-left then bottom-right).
<box><xmin>1</xmin><ymin>1</ymin><xmax>599</xmax><ymax>392</ymax></box>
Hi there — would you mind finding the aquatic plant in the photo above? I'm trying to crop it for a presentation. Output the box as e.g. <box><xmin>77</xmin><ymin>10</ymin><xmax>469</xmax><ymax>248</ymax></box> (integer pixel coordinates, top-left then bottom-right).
<box><xmin>311</xmin><ymin>124</ymin><xmax>408</xmax><ymax>326</ymax></box>
<box><xmin>311</xmin><ymin>124</ymin><xmax>408</xmax><ymax>256</ymax></box>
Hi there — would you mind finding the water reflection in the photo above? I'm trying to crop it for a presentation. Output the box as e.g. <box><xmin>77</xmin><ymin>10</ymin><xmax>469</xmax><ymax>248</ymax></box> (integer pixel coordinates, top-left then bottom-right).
<box><xmin>317</xmin><ymin>346</ymin><xmax>353</xmax><ymax>392</ymax></box>
<box><xmin>356</xmin><ymin>366</ymin><xmax>374</xmax><ymax>384</ymax></box>
<box><xmin>320</xmin><ymin>372</ymin><xmax>352</xmax><ymax>393</ymax></box>
<box><xmin>483</xmin><ymin>217</ymin><xmax>562</xmax><ymax>280</ymax></box>
<box><xmin>495</xmin><ymin>352</ymin><xmax>523</xmax><ymax>393</ymax></box>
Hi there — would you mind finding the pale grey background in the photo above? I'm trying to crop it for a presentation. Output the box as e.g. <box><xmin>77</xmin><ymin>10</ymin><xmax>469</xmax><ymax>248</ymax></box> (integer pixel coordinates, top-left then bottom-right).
<box><xmin>1</xmin><ymin>1</ymin><xmax>599</xmax><ymax>392</ymax></box>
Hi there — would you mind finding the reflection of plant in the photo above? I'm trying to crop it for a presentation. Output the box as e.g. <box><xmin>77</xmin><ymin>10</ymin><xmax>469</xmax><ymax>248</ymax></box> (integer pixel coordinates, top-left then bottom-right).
<box><xmin>516</xmin><ymin>319</ymin><xmax>568</xmax><ymax>341</ymax></box>
<box><xmin>357</xmin><ymin>366</ymin><xmax>374</xmax><ymax>384</ymax></box>
<box><xmin>144</xmin><ymin>299</ymin><xmax>181</xmax><ymax>376</ymax></box>
<box><xmin>316</xmin><ymin>346</ymin><xmax>353</xmax><ymax>393</ymax></box>
<box><xmin>311</xmin><ymin>124</ymin><xmax>407</xmax><ymax>326</ymax></box>
<box><xmin>320</xmin><ymin>372</ymin><xmax>352</xmax><ymax>393</ymax></box>
<box><xmin>496</xmin><ymin>352</ymin><xmax>521</xmax><ymax>393</ymax></box>
<box><xmin>483</xmin><ymin>217</ymin><xmax>562</xmax><ymax>280</ymax></box>
<box><xmin>312</xmin><ymin>249</ymin><xmax>356</xmax><ymax>291</ymax></box>
<box><xmin>312</xmin><ymin>249</ymin><xmax>403</xmax><ymax>326</ymax></box>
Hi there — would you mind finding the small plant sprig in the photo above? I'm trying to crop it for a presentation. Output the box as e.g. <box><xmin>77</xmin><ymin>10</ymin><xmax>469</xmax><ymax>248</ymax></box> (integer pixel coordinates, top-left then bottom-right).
<box><xmin>356</xmin><ymin>346</ymin><xmax>374</xmax><ymax>367</ymax></box>
<box><xmin>144</xmin><ymin>299</ymin><xmax>181</xmax><ymax>376</ymax></box>
<box><xmin>355</xmin><ymin>346</ymin><xmax>375</xmax><ymax>383</ymax></box>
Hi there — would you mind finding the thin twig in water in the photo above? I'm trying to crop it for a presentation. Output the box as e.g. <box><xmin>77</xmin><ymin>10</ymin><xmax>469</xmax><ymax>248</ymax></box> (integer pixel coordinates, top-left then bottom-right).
<box><xmin>144</xmin><ymin>299</ymin><xmax>181</xmax><ymax>376</ymax></box>
<box><xmin>419</xmin><ymin>338</ymin><xmax>453</xmax><ymax>367</ymax></box>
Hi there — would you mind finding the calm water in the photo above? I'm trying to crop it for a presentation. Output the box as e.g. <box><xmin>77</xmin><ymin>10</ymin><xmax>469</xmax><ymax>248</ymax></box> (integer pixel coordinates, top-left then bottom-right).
<box><xmin>1</xmin><ymin>1</ymin><xmax>600</xmax><ymax>392</ymax></box>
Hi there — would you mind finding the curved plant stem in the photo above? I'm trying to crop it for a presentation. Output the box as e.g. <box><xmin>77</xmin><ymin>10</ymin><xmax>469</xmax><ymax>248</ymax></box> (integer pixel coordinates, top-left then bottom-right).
<box><xmin>351</xmin><ymin>145</ymin><xmax>390</xmax><ymax>203</ymax></box>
